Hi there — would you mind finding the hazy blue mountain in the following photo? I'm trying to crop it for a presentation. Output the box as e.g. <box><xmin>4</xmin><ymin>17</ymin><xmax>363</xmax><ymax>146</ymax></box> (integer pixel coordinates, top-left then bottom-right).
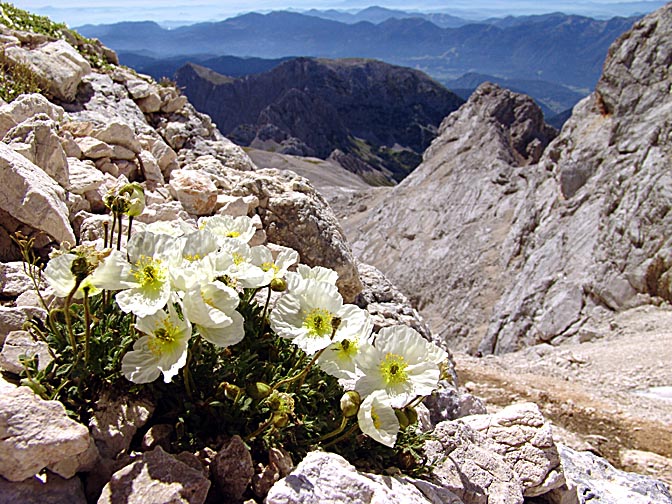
<box><xmin>118</xmin><ymin>52</ymin><xmax>292</xmax><ymax>81</ymax></box>
<box><xmin>302</xmin><ymin>6</ymin><xmax>470</xmax><ymax>27</ymax></box>
<box><xmin>444</xmin><ymin>72</ymin><xmax>585</xmax><ymax>118</ymax></box>
<box><xmin>77</xmin><ymin>11</ymin><xmax>639</xmax><ymax>89</ymax></box>
<box><xmin>175</xmin><ymin>57</ymin><xmax>464</xmax><ymax>182</ymax></box>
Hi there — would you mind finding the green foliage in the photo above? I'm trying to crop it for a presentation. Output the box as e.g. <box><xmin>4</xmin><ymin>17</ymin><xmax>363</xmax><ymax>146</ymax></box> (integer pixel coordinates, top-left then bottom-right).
<box><xmin>0</xmin><ymin>49</ymin><xmax>41</xmax><ymax>102</ymax></box>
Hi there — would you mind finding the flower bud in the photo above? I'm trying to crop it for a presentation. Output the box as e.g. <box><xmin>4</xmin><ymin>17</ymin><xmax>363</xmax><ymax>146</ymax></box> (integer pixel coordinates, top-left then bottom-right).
<box><xmin>120</xmin><ymin>183</ymin><xmax>146</xmax><ymax>217</ymax></box>
<box><xmin>70</xmin><ymin>256</ymin><xmax>93</xmax><ymax>283</ymax></box>
<box><xmin>272</xmin><ymin>412</ymin><xmax>289</xmax><ymax>428</ymax></box>
<box><xmin>404</xmin><ymin>406</ymin><xmax>418</xmax><ymax>426</ymax></box>
<box><xmin>340</xmin><ymin>390</ymin><xmax>361</xmax><ymax>418</ymax></box>
<box><xmin>395</xmin><ymin>408</ymin><xmax>410</xmax><ymax>429</ymax></box>
<box><xmin>270</xmin><ymin>277</ymin><xmax>287</xmax><ymax>292</ymax></box>
<box><xmin>217</xmin><ymin>382</ymin><xmax>242</xmax><ymax>401</ymax></box>
<box><xmin>246</xmin><ymin>382</ymin><xmax>272</xmax><ymax>400</ymax></box>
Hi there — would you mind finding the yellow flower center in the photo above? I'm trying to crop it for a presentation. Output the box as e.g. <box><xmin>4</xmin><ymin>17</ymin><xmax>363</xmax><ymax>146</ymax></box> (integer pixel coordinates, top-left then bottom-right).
<box><xmin>232</xmin><ymin>253</ymin><xmax>245</xmax><ymax>265</ymax></box>
<box><xmin>336</xmin><ymin>339</ymin><xmax>357</xmax><ymax>359</ymax></box>
<box><xmin>133</xmin><ymin>256</ymin><xmax>165</xmax><ymax>289</ymax></box>
<box><xmin>303</xmin><ymin>308</ymin><xmax>334</xmax><ymax>338</ymax></box>
<box><xmin>226</xmin><ymin>231</ymin><xmax>241</xmax><ymax>238</ymax></box>
<box><xmin>380</xmin><ymin>353</ymin><xmax>409</xmax><ymax>386</ymax></box>
<box><xmin>147</xmin><ymin>320</ymin><xmax>180</xmax><ymax>355</ymax></box>
<box><xmin>184</xmin><ymin>253</ymin><xmax>201</xmax><ymax>262</ymax></box>
<box><xmin>371</xmin><ymin>405</ymin><xmax>381</xmax><ymax>429</ymax></box>
<box><xmin>261</xmin><ymin>261</ymin><xmax>279</xmax><ymax>273</ymax></box>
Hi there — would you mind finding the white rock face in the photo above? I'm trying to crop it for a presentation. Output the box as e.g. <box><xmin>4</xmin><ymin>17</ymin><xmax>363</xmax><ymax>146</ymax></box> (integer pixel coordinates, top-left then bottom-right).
<box><xmin>0</xmin><ymin>93</ymin><xmax>65</xmax><ymax>141</ymax></box>
<box><xmin>0</xmin><ymin>142</ymin><xmax>75</xmax><ymax>245</ymax></box>
<box><xmin>265</xmin><ymin>451</ymin><xmax>462</xmax><ymax>504</ymax></box>
<box><xmin>169</xmin><ymin>169</ymin><xmax>218</xmax><ymax>216</ymax></box>
<box><xmin>3</xmin><ymin>39</ymin><xmax>91</xmax><ymax>102</ymax></box>
<box><xmin>0</xmin><ymin>383</ymin><xmax>91</xmax><ymax>482</ymax></box>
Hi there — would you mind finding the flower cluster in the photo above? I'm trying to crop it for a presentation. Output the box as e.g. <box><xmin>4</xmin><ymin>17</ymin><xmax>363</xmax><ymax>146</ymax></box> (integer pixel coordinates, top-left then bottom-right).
<box><xmin>41</xmin><ymin>206</ymin><xmax>448</xmax><ymax>449</ymax></box>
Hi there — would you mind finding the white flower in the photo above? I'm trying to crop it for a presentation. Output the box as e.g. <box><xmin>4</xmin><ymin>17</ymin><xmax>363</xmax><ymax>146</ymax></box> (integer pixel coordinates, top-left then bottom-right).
<box><xmin>317</xmin><ymin>316</ymin><xmax>373</xmax><ymax>380</ymax></box>
<box><xmin>250</xmin><ymin>245</ymin><xmax>299</xmax><ymax>286</ymax></box>
<box><xmin>210</xmin><ymin>240</ymin><xmax>267</xmax><ymax>289</ymax></box>
<box><xmin>286</xmin><ymin>264</ymin><xmax>338</xmax><ymax>291</ymax></box>
<box><xmin>355</xmin><ymin>325</ymin><xmax>441</xmax><ymax>408</ymax></box>
<box><xmin>121</xmin><ymin>303</ymin><xmax>192</xmax><ymax>384</ymax></box>
<box><xmin>43</xmin><ymin>249</ymin><xmax>131</xmax><ymax>299</ymax></box>
<box><xmin>142</xmin><ymin>220</ymin><xmax>197</xmax><ymax>237</ymax></box>
<box><xmin>270</xmin><ymin>279</ymin><xmax>370</xmax><ymax>355</ymax></box>
<box><xmin>115</xmin><ymin>232</ymin><xmax>183</xmax><ymax>317</ymax></box>
<box><xmin>357</xmin><ymin>390</ymin><xmax>399</xmax><ymax>447</ymax></box>
<box><xmin>182</xmin><ymin>280</ymin><xmax>245</xmax><ymax>348</ymax></box>
<box><xmin>199</xmin><ymin>215</ymin><xmax>256</xmax><ymax>244</ymax></box>
<box><xmin>171</xmin><ymin>230</ymin><xmax>219</xmax><ymax>291</ymax></box>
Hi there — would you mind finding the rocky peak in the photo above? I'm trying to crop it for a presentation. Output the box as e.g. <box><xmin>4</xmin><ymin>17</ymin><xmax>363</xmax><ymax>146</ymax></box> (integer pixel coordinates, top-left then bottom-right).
<box><xmin>346</xmin><ymin>82</ymin><xmax>556</xmax><ymax>352</ymax></box>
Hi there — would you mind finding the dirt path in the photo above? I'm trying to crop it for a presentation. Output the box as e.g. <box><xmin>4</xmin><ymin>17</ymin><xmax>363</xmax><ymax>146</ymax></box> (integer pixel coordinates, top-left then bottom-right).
<box><xmin>453</xmin><ymin>305</ymin><xmax>672</xmax><ymax>486</ymax></box>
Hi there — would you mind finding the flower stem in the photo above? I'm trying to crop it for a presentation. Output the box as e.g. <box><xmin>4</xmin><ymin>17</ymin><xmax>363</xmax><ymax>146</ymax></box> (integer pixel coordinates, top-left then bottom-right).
<box><xmin>127</xmin><ymin>215</ymin><xmax>134</xmax><ymax>244</ymax></box>
<box><xmin>318</xmin><ymin>415</ymin><xmax>348</xmax><ymax>442</ymax></box>
<box><xmin>63</xmin><ymin>279</ymin><xmax>82</xmax><ymax>361</ymax></box>
<box><xmin>260</xmin><ymin>286</ymin><xmax>272</xmax><ymax>333</ymax></box>
<box><xmin>116</xmin><ymin>212</ymin><xmax>123</xmax><ymax>251</ymax></box>
<box><xmin>322</xmin><ymin>422</ymin><xmax>360</xmax><ymax>449</ymax></box>
<box><xmin>83</xmin><ymin>287</ymin><xmax>92</xmax><ymax>365</ymax></box>
<box><xmin>245</xmin><ymin>414</ymin><xmax>274</xmax><ymax>441</ymax></box>
<box><xmin>272</xmin><ymin>347</ymin><xmax>326</xmax><ymax>391</ymax></box>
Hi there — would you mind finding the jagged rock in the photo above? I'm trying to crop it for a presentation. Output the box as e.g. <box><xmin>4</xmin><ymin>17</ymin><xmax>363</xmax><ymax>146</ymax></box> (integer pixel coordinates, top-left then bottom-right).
<box><xmin>460</xmin><ymin>403</ymin><xmax>565</xmax><ymax>497</ymax></box>
<box><xmin>424</xmin><ymin>383</ymin><xmax>486</xmax><ymax>424</ymax></box>
<box><xmin>88</xmin><ymin>390</ymin><xmax>155</xmax><ymax>459</ymax></box>
<box><xmin>47</xmin><ymin>435</ymin><xmax>100</xmax><ymax>479</ymax></box>
<box><xmin>0</xmin><ymin>142</ymin><xmax>75</xmax><ymax>248</ymax></box>
<box><xmin>0</xmin><ymin>261</ymin><xmax>34</xmax><ymax>297</ymax></box>
<box><xmin>141</xmin><ymin>424</ymin><xmax>173</xmax><ymax>451</ymax></box>
<box><xmin>355</xmin><ymin>262</ymin><xmax>432</xmax><ymax>340</ymax></box>
<box><xmin>211</xmin><ymin>435</ymin><xmax>254</xmax><ymax>501</ymax></box>
<box><xmin>0</xmin><ymin>473</ymin><xmax>87</xmax><ymax>504</ymax></box>
<box><xmin>543</xmin><ymin>445</ymin><xmax>672</xmax><ymax>504</ymax></box>
<box><xmin>90</xmin><ymin>121</ymin><xmax>141</xmax><ymax>154</ymax></box>
<box><xmin>0</xmin><ymin>93</ymin><xmax>64</xmax><ymax>138</ymax></box>
<box><xmin>97</xmin><ymin>446</ymin><xmax>211</xmax><ymax>504</ymax></box>
<box><xmin>75</xmin><ymin>136</ymin><xmax>115</xmax><ymax>159</ymax></box>
<box><xmin>620</xmin><ymin>449</ymin><xmax>672</xmax><ymax>487</ymax></box>
<box><xmin>0</xmin><ymin>305</ymin><xmax>46</xmax><ymax>346</ymax></box>
<box><xmin>0</xmin><ymin>383</ymin><xmax>91</xmax><ymax>482</ymax></box>
<box><xmin>265</xmin><ymin>451</ymin><xmax>461</xmax><ymax>504</ymax></box>
<box><xmin>479</xmin><ymin>5</ymin><xmax>672</xmax><ymax>353</ymax></box>
<box><xmin>0</xmin><ymin>329</ymin><xmax>52</xmax><ymax>374</ymax></box>
<box><xmin>425</xmin><ymin>420</ymin><xmax>524</xmax><ymax>504</ymax></box>
<box><xmin>2</xmin><ymin>39</ymin><xmax>91</xmax><ymax>102</ymax></box>
<box><xmin>67</xmin><ymin>157</ymin><xmax>106</xmax><ymax>194</ymax></box>
<box><xmin>168</xmin><ymin>169</ymin><xmax>218</xmax><ymax>216</ymax></box>
<box><xmin>3</xmin><ymin>114</ymin><xmax>69</xmax><ymax>187</ymax></box>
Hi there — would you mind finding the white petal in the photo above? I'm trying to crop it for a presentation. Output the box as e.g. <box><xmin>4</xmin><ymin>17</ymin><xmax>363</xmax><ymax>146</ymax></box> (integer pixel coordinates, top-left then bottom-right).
<box><xmin>198</xmin><ymin>311</ymin><xmax>245</xmax><ymax>348</ymax></box>
<box><xmin>357</xmin><ymin>391</ymin><xmax>399</xmax><ymax>447</ymax></box>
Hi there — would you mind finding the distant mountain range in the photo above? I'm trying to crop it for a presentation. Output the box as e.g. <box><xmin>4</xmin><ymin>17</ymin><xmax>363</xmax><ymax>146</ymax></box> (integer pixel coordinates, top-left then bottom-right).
<box><xmin>174</xmin><ymin>57</ymin><xmax>464</xmax><ymax>183</ymax></box>
<box><xmin>78</xmin><ymin>10</ymin><xmax>638</xmax><ymax>89</ymax></box>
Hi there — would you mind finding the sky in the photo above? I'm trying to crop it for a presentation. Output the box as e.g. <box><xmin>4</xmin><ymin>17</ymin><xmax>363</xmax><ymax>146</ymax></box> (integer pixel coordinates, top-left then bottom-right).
<box><xmin>11</xmin><ymin>1</ymin><xmax>667</xmax><ymax>27</ymax></box>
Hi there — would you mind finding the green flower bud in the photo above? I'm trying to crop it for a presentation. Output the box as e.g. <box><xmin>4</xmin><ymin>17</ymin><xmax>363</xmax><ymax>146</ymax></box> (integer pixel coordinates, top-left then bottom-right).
<box><xmin>270</xmin><ymin>277</ymin><xmax>287</xmax><ymax>292</ymax></box>
<box><xmin>246</xmin><ymin>382</ymin><xmax>272</xmax><ymax>400</ymax></box>
<box><xmin>395</xmin><ymin>408</ymin><xmax>410</xmax><ymax>430</ymax></box>
<box><xmin>120</xmin><ymin>183</ymin><xmax>145</xmax><ymax>217</ymax></box>
<box><xmin>340</xmin><ymin>390</ymin><xmax>361</xmax><ymax>418</ymax></box>
<box><xmin>217</xmin><ymin>382</ymin><xmax>242</xmax><ymax>401</ymax></box>
<box><xmin>404</xmin><ymin>406</ymin><xmax>418</xmax><ymax>426</ymax></box>
<box><xmin>272</xmin><ymin>412</ymin><xmax>289</xmax><ymax>428</ymax></box>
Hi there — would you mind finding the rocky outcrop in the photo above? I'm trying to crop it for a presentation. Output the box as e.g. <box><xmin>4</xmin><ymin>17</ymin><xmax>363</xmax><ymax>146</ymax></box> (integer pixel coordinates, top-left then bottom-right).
<box><xmin>347</xmin><ymin>82</ymin><xmax>556</xmax><ymax>352</ymax></box>
<box><xmin>348</xmin><ymin>4</ymin><xmax>672</xmax><ymax>355</ymax></box>
<box><xmin>176</xmin><ymin>57</ymin><xmax>464</xmax><ymax>182</ymax></box>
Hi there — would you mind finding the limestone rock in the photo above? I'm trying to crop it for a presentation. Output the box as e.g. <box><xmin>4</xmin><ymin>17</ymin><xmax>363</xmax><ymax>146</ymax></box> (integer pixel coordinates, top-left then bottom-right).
<box><xmin>3</xmin><ymin>114</ymin><xmax>69</xmax><ymax>187</ymax></box>
<box><xmin>460</xmin><ymin>403</ymin><xmax>565</xmax><ymax>497</ymax></box>
<box><xmin>0</xmin><ymin>93</ymin><xmax>64</xmax><ymax>138</ymax></box>
<box><xmin>75</xmin><ymin>136</ymin><xmax>115</xmax><ymax>159</ymax></box>
<box><xmin>346</xmin><ymin>83</ymin><xmax>556</xmax><ymax>352</ymax></box>
<box><xmin>425</xmin><ymin>420</ymin><xmax>525</xmax><ymax>504</ymax></box>
<box><xmin>47</xmin><ymin>435</ymin><xmax>100</xmax><ymax>479</ymax></box>
<box><xmin>2</xmin><ymin>39</ymin><xmax>91</xmax><ymax>102</ymax></box>
<box><xmin>90</xmin><ymin>121</ymin><xmax>141</xmax><ymax>154</ymax></box>
<box><xmin>67</xmin><ymin>157</ymin><xmax>106</xmax><ymax>194</ymax></box>
<box><xmin>97</xmin><ymin>446</ymin><xmax>211</xmax><ymax>504</ymax></box>
<box><xmin>0</xmin><ymin>473</ymin><xmax>87</xmax><ymax>504</ymax></box>
<box><xmin>0</xmin><ymin>329</ymin><xmax>52</xmax><ymax>374</ymax></box>
<box><xmin>88</xmin><ymin>390</ymin><xmax>155</xmax><ymax>459</ymax></box>
<box><xmin>424</xmin><ymin>384</ymin><xmax>486</xmax><ymax>425</ymax></box>
<box><xmin>169</xmin><ymin>169</ymin><xmax>218</xmax><ymax>216</ymax></box>
<box><xmin>0</xmin><ymin>261</ymin><xmax>35</xmax><ymax>297</ymax></box>
<box><xmin>265</xmin><ymin>451</ymin><xmax>461</xmax><ymax>504</ymax></box>
<box><xmin>0</xmin><ymin>142</ymin><xmax>74</xmax><ymax>247</ymax></box>
<box><xmin>0</xmin><ymin>305</ymin><xmax>46</xmax><ymax>346</ymax></box>
<box><xmin>211</xmin><ymin>435</ymin><xmax>254</xmax><ymax>501</ymax></box>
<box><xmin>0</xmin><ymin>384</ymin><xmax>91</xmax><ymax>481</ymax></box>
<box><xmin>544</xmin><ymin>445</ymin><xmax>672</xmax><ymax>504</ymax></box>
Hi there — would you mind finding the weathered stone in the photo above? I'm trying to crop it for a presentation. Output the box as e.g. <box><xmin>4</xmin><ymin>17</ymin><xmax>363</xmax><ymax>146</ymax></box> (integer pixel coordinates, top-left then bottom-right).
<box><xmin>137</xmin><ymin>150</ymin><xmax>164</xmax><ymax>184</ymax></box>
<box><xmin>111</xmin><ymin>144</ymin><xmax>137</xmax><ymax>161</ymax></box>
<box><xmin>425</xmin><ymin>420</ymin><xmax>525</xmax><ymax>504</ymax></box>
<box><xmin>169</xmin><ymin>169</ymin><xmax>218</xmax><ymax>216</ymax></box>
<box><xmin>0</xmin><ymin>305</ymin><xmax>47</xmax><ymax>346</ymax></box>
<box><xmin>75</xmin><ymin>136</ymin><xmax>115</xmax><ymax>159</ymax></box>
<box><xmin>620</xmin><ymin>449</ymin><xmax>672</xmax><ymax>487</ymax></box>
<box><xmin>0</xmin><ymin>384</ymin><xmax>91</xmax><ymax>481</ymax></box>
<box><xmin>67</xmin><ymin>157</ymin><xmax>106</xmax><ymax>194</ymax></box>
<box><xmin>0</xmin><ymin>473</ymin><xmax>87</xmax><ymax>504</ymax></box>
<box><xmin>141</xmin><ymin>424</ymin><xmax>173</xmax><ymax>451</ymax></box>
<box><xmin>125</xmin><ymin>77</ymin><xmax>153</xmax><ymax>100</ymax></box>
<box><xmin>0</xmin><ymin>143</ymin><xmax>74</xmax><ymax>246</ymax></box>
<box><xmin>47</xmin><ymin>435</ymin><xmax>100</xmax><ymax>479</ymax></box>
<box><xmin>0</xmin><ymin>261</ymin><xmax>34</xmax><ymax>297</ymax></box>
<box><xmin>91</xmin><ymin>121</ymin><xmax>141</xmax><ymax>153</ymax></box>
<box><xmin>544</xmin><ymin>445</ymin><xmax>672</xmax><ymax>504</ymax></box>
<box><xmin>2</xmin><ymin>40</ymin><xmax>91</xmax><ymax>102</ymax></box>
<box><xmin>60</xmin><ymin>131</ymin><xmax>83</xmax><ymax>158</ymax></box>
<box><xmin>97</xmin><ymin>446</ymin><xmax>211</xmax><ymax>504</ymax></box>
<box><xmin>211</xmin><ymin>435</ymin><xmax>254</xmax><ymax>501</ymax></box>
<box><xmin>136</xmin><ymin>92</ymin><xmax>162</xmax><ymax>113</ymax></box>
<box><xmin>424</xmin><ymin>383</ymin><xmax>486</xmax><ymax>425</ymax></box>
<box><xmin>265</xmin><ymin>451</ymin><xmax>462</xmax><ymax>504</ymax></box>
<box><xmin>214</xmin><ymin>194</ymin><xmax>250</xmax><ymax>217</ymax></box>
<box><xmin>88</xmin><ymin>390</ymin><xmax>155</xmax><ymax>459</ymax></box>
<box><xmin>0</xmin><ymin>93</ymin><xmax>64</xmax><ymax>138</ymax></box>
<box><xmin>0</xmin><ymin>329</ymin><xmax>52</xmax><ymax>374</ymax></box>
<box><xmin>3</xmin><ymin>115</ymin><xmax>69</xmax><ymax>187</ymax></box>
<box><xmin>460</xmin><ymin>403</ymin><xmax>565</xmax><ymax>497</ymax></box>
<box><xmin>178</xmin><ymin>137</ymin><xmax>256</xmax><ymax>172</ymax></box>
